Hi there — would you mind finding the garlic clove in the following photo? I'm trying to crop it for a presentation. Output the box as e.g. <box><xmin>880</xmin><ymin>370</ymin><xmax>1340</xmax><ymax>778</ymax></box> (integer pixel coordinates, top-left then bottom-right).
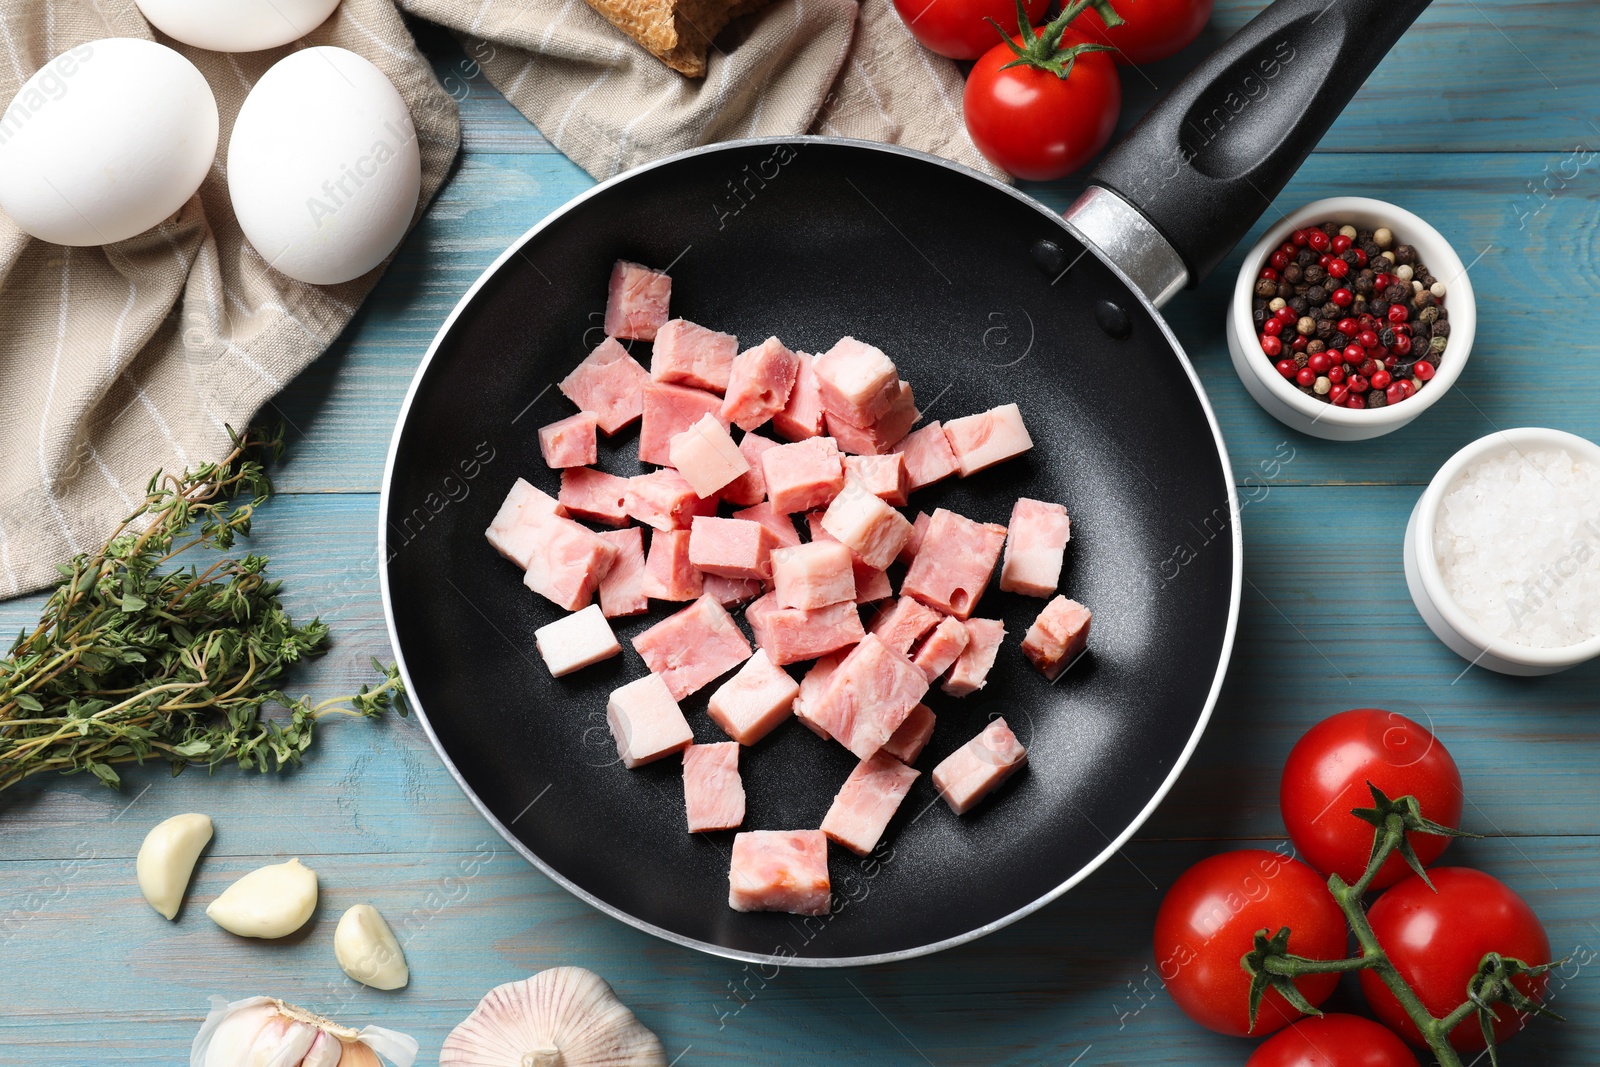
<box><xmin>300</xmin><ymin>1030</ymin><xmax>345</xmax><ymax>1067</ymax></box>
<box><xmin>334</xmin><ymin>904</ymin><xmax>409</xmax><ymax>990</ymax></box>
<box><xmin>441</xmin><ymin>967</ymin><xmax>665</xmax><ymax>1066</ymax></box>
<box><xmin>136</xmin><ymin>812</ymin><xmax>213</xmax><ymax>920</ymax></box>
<box><xmin>192</xmin><ymin>996</ymin><xmax>418</xmax><ymax>1067</ymax></box>
<box><xmin>206</xmin><ymin>858</ymin><xmax>318</xmax><ymax>939</ymax></box>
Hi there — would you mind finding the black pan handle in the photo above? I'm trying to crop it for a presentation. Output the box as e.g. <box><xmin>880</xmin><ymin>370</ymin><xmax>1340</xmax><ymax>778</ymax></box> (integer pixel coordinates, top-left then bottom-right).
<box><xmin>1082</xmin><ymin>0</ymin><xmax>1432</xmax><ymax>293</ymax></box>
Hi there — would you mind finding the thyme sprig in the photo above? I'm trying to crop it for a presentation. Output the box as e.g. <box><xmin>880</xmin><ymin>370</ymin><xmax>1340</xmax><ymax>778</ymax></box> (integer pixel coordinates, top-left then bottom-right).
<box><xmin>0</xmin><ymin>426</ymin><xmax>403</xmax><ymax>794</ymax></box>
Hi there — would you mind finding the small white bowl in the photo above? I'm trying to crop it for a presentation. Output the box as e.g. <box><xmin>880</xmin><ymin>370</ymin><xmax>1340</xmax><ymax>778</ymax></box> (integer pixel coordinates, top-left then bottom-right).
<box><xmin>1227</xmin><ymin>196</ymin><xmax>1477</xmax><ymax>441</ymax></box>
<box><xmin>1405</xmin><ymin>427</ymin><xmax>1600</xmax><ymax>676</ymax></box>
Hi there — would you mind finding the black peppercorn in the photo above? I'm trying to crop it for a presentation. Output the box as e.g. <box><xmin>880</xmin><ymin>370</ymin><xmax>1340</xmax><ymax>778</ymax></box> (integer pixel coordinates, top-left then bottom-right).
<box><xmin>1433</xmin><ymin>320</ymin><xmax>1451</xmax><ymax>338</ymax></box>
<box><xmin>1277</xmin><ymin>282</ymin><xmax>1294</xmax><ymax>299</ymax></box>
<box><xmin>1342</xmin><ymin>249</ymin><xmax>1361</xmax><ymax>267</ymax></box>
<box><xmin>1383</xmin><ymin>283</ymin><xmax>1408</xmax><ymax>303</ymax></box>
<box><xmin>1320</xmin><ymin>222</ymin><xmax>1339</xmax><ymax>238</ymax></box>
<box><xmin>1306</xmin><ymin>339</ymin><xmax>1326</xmax><ymax>355</ymax></box>
<box><xmin>1320</xmin><ymin>302</ymin><xmax>1341</xmax><ymax>319</ymax></box>
<box><xmin>1289</xmin><ymin>296</ymin><xmax>1309</xmax><ymax>314</ymax></box>
<box><xmin>1361</xmin><ymin>241</ymin><xmax>1383</xmax><ymax>261</ymax></box>
<box><xmin>1394</xmin><ymin>244</ymin><xmax>1418</xmax><ymax>265</ymax></box>
<box><xmin>1294</xmin><ymin>351</ymin><xmax>1309</xmax><ymax>369</ymax></box>
<box><xmin>1367</xmin><ymin>390</ymin><xmax>1387</xmax><ymax>409</ymax></box>
<box><xmin>1380</xmin><ymin>327</ymin><xmax>1398</xmax><ymax>348</ymax></box>
<box><xmin>1283</xmin><ymin>264</ymin><xmax>1304</xmax><ymax>285</ymax></box>
<box><xmin>1297</xmin><ymin>249</ymin><xmax>1316</xmax><ymax>266</ymax></box>
<box><xmin>1413</xmin><ymin>290</ymin><xmax>1435</xmax><ymax>309</ymax></box>
<box><xmin>1307</xmin><ymin>285</ymin><xmax>1328</xmax><ymax>305</ymax></box>
<box><xmin>1356</xmin><ymin>230</ymin><xmax>1375</xmax><ymax>245</ymax></box>
<box><xmin>1252</xmin><ymin>307</ymin><xmax>1267</xmax><ymax>327</ymax></box>
<box><xmin>1254</xmin><ymin>279</ymin><xmax>1277</xmax><ymax>298</ymax></box>
<box><xmin>1316</xmin><ymin>320</ymin><xmax>1335</xmax><ymax>341</ymax></box>
<box><xmin>1303</xmin><ymin>264</ymin><xmax>1326</xmax><ymax>285</ymax></box>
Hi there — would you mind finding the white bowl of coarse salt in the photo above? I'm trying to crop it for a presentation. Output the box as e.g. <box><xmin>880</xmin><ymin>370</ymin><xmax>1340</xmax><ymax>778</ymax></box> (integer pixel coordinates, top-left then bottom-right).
<box><xmin>1405</xmin><ymin>428</ymin><xmax>1600</xmax><ymax>675</ymax></box>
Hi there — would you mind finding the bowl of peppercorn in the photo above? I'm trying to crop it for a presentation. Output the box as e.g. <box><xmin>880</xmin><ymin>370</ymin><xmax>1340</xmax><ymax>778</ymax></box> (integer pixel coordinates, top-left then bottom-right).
<box><xmin>1227</xmin><ymin>197</ymin><xmax>1476</xmax><ymax>441</ymax></box>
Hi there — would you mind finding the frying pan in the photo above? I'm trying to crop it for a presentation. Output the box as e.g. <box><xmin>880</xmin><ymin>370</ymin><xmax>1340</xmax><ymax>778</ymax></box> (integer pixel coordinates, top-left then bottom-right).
<box><xmin>380</xmin><ymin>0</ymin><xmax>1430</xmax><ymax>966</ymax></box>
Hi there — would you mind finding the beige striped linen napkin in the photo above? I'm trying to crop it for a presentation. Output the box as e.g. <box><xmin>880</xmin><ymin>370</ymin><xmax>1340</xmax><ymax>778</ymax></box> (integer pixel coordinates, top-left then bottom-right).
<box><xmin>0</xmin><ymin>0</ymin><xmax>459</xmax><ymax>598</ymax></box>
<box><xmin>399</xmin><ymin>0</ymin><xmax>1004</xmax><ymax>182</ymax></box>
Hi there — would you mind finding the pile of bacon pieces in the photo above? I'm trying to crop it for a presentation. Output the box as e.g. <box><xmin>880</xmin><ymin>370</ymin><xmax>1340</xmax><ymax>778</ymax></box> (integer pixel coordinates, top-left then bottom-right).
<box><xmin>488</xmin><ymin>259</ymin><xmax>1094</xmax><ymax>918</ymax></box>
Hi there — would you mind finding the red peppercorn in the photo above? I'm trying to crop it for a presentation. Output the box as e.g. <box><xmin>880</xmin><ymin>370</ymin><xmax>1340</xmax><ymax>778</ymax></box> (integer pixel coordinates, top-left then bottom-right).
<box><xmin>1291</xmin><ymin>335</ymin><xmax>1309</xmax><ymax>352</ymax></box>
<box><xmin>1281</xmin><ymin>241</ymin><xmax>1297</xmax><ymax>255</ymax></box>
<box><xmin>1414</xmin><ymin>360</ymin><xmax>1436</xmax><ymax>381</ymax></box>
<box><xmin>1308</xmin><ymin>352</ymin><xmax>1331</xmax><ymax>373</ymax></box>
<box><xmin>1371</xmin><ymin>369</ymin><xmax>1392</xmax><ymax>390</ymax></box>
<box><xmin>1349</xmin><ymin>374</ymin><xmax>1370</xmax><ymax>394</ymax></box>
<box><xmin>1337</xmin><ymin>317</ymin><xmax>1359</xmax><ymax>336</ymax></box>
<box><xmin>1331</xmin><ymin>288</ymin><xmax>1353</xmax><ymax>306</ymax></box>
<box><xmin>1344</xmin><ymin>344</ymin><xmax>1365</xmax><ymax>363</ymax></box>
<box><xmin>1330</xmin><ymin>384</ymin><xmax>1349</xmax><ymax>405</ymax></box>
<box><xmin>1346</xmin><ymin>395</ymin><xmax>1367</xmax><ymax>410</ymax></box>
<box><xmin>1327</xmin><ymin>365</ymin><xmax>1345</xmax><ymax>384</ymax></box>
<box><xmin>1353</xmin><ymin>249</ymin><xmax>1368</xmax><ymax>267</ymax></box>
<box><xmin>1276</xmin><ymin>359</ymin><xmax>1298</xmax><ymax>379</ymax></box>
<box><xmin>1392</xmin><ymin>323</ymin><xmax>1412</xmax><ymax>337</ymax></box>
<box><xmin>1270</xmin><ymin>250</ymin><xmax>1290</xmax><ymax>270</ymax></box>
<box><xmin>1276</xmin><ymin>306</ymin><xmax>1298</xmax><ymax>323</ymax></box>
<box><xmin>1292</xmin><ymin>229</ymin><xmax>1310</xmax><ymax>246</ymax></box>
<box><xmin>1358</xmin><ymin>358</ymin><xmax>1378</xmax><ymax>377</ymax></box>
<box><xmin>1386</xmin><ymin>380</ymin><xmax>1414</xmax><ymax>405</ymax></box>
<box><xmin>1317</xmin><ymin>253</ymin><xmax>1332</xmax><ymax>269</ymax></box>
<box><xmin>1357</xmin><ymin>329</ymin><xmax>1379</xmax><ymax>348</ymax></box>
<box><xmin>1263</xmin><ymin>318</ymin><xmax>1284</xmax><ymax>337</ymax></box>
<box><xmin>1387</xmin><ymin>304</ymin><xmax>1409</xmax><ymax>324</ymax></box>
<box><xmin>1261</xmin><ymin>334</ymin><xmax>1283</xmax><ymax>356</ymax></box>
<box><xmin>1308</xmin><ymin>230</ymin><xmax>1330</xmax><ymax>252</ymax></box>
<box><xmin>1296</xmin><ymin>367</ymin><xmax>1317</xmax><ymax>387</ymax></box>
<box><xmin>1374</xmin><ymin>272</ymin><xmax>1392</xmax><ymax>290</ymax></box>
<box><xmin>1384</xmin><ymin>354</ymin><xmax>1398</xmax><ymax>370</ymax></box>
<box><xmin>1327</xmin><ymin>259</ymin><xmax>1350</xmax><ymax>279</ymax></box>
<box><xmin>1332</xmin><ymin>234</ymin><xmax>1352</xmax><ymax>253</ymax></box>
<box><xmin>1260</xmin><ymin>267</ymin><xmax>1280</xmax><ymax>282</ymax></box>
<box><xmin>1391</xmin><ymin>334</ymin><xmax>1413</xmax><ymax>357</ymax></box>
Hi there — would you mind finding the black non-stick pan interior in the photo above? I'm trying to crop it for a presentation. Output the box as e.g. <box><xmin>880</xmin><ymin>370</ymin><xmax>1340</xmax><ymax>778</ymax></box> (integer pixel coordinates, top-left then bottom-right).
<box><xmin>383</xmin><ymin>139</ymin><xmax>1237</xmax><ymax>964</ymax></box>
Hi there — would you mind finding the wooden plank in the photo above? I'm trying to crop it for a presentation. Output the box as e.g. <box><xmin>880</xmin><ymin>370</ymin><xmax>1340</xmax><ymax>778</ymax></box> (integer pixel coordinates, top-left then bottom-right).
<box><xmin>1</xmin><ymin>836</ymin><xmax>1594</xmax><ymax>1065</ymax></box>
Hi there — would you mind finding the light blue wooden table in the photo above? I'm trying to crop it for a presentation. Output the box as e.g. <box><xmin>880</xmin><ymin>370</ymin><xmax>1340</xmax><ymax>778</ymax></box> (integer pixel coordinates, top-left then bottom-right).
<box><xmin>4</xmin><ymin>2</ymin><xmax>1598</xmax><ymax>1063</ymax></box>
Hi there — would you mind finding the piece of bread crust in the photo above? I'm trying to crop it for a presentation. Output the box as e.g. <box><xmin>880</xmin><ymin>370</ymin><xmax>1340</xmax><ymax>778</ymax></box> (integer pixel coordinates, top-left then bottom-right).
<box><xmin>583</xmin><ymin>0</ymin><xmax>774</xmax><ymax>77</ymax></box>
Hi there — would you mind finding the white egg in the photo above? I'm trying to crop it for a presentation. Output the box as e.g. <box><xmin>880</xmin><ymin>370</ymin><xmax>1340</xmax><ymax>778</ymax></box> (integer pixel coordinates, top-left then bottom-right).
<box><xmin>133</xmin><ymin>0</ymin><xmax>342</xmax><ymax>52</ymax></box>
<box><xmin>0</xmin><ymin>38</ymin><xmax>218</xmax><ymax>247</ymax></box>
<box><xmin>228</xmin><ymin>47</ymin><xmax>421</xmax><ymax>286</ymax></box>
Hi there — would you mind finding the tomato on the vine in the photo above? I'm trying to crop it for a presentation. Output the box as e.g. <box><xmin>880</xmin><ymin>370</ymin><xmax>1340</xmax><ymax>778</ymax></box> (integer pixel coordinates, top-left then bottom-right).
<box><xmin>1245</xmin><ymin>1014</ymin><xmax>1420</xmax><ymax>1067</ymax></box>
<box><xmin>1280</xmin><ymin>709</ymin><xmax>1463</xmax><ymax>890</ymax></box>
<box><xmin>1361</xmin><ymin>868</ymin><xmax>1550</xmax><ymax>1051</ymax></box>
<box><xmin>963</xmin><ymin>28</ymin><xmax>1121</xmax><ymax>181</ymax></box>
<box><xmin>1153</xmin><ymin>849</ymin><xmax>1346</xmax><ymax>1037</ymax></box>
<box><xmin>890</xmin><ymin>0</ymin><xmax>1050</xmax><ymax>60</ymax></box>
<box><xmin>1075</xmin><ymin>0</ymin><xmax>1214</xmax><ymax>65</ymax></box>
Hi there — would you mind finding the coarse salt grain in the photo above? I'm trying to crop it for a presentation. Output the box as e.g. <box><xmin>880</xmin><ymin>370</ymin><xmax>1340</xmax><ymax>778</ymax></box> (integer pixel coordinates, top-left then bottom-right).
<box><xmin>1433</xmin><ymin>448</ymin><xmax>1600</xmax><ymax>648</ymax></box>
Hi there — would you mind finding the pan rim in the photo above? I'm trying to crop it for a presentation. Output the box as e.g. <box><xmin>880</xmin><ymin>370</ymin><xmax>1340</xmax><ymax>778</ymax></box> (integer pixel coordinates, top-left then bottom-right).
<box><xmin>378</xmin><ymin>135</ymin><xmax>1243</xmax><ymax>968</ymax></box>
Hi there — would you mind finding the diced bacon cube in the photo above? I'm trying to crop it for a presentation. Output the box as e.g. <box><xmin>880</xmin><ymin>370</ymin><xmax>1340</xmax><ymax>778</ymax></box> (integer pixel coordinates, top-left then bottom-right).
<box><xmin>942</xmin><ymin>617</ymin><xmax>1006</xmax><ymax>697</ymax></box>
<box><xmin>943</xmin><ymin>403</ymin><xmax>1035</xmax><ymax>476</ymax></box>
<box><xmin>811</xmin><ymin>633</ymin><xmax>929</xmax><ymax>759</ymax></box>
<box><xmin>651</xmin><ymin>319</ymin><xmax>738</xmax><ymax>394</ymax></box>
<box><xmin>688</xmin><ymin>516</ymin><xmax>775</xmax><ymax>579</ymax></box>
<box><xmin>559</xmin><ymin>467</ymin><xmax>630</xmax><ymax>526</ymax></box>
<box><xmin>641</xmin><ymin>529</ymin><xmax>703</xmax><ymax>602</ymax></box>
<box><xmin>824</xmin><ymin>381</ymin><xmax>917</xmax><ymax>456</ymax></box>
<box><xmin>631</xmin><ymin>595</ymin><xmax>752</xmax><ymax>700</ymax></box>
<box><xmin>881</xmin><ymin>703</ymin><xmax>936</xmax><ymax>765</ymax></box>
<box><xmin>932</xmin><ymin>717</ymin><xmax>1027</xmax><ymax>814</ymax></box>
<box><xmin>820</xmin><ymin>751</ymin><xmax>921</xmax><ymax>856</ymax></box>
<box><xmin>624</xmin><ymin>469</ymin><xmax>717</xmax><ymax>531</ymax></box>
<box><xmin>892</xmin><ymin>422</ymin><xmax>960</xmax><ymax>491</ymax></box>
<box><xmin>771</xmin><ymin>541</ymin><xmax>855</xmax><ymax>609</ymax></box>
<box><xmin>523</xmin><ymin>516</ymin><xmax>618</xmax><ymax>611</ymax></box>
<box><xmin>534</xmin><ymin>604</ymin><xmax>621</xmax><ymax>677</ymax></box>
<box><xmin>853</xmin><ymin>563</ymin><xmax>893</xmax><ymax>603</ymax></box>
<box><xmin>844</xmin><ymin>453</ymin><xmax>910</xmax><ymax>507</ymax></box>
<box><xmin>721</xmin><ymin>337</ymin><xmax>800</xmax><ymax>431</ymax></box>
<box><xmin>669</xmin><ymin>414</ymin><xmax>749</xmax><ymax>497</ymax></box>
<box><xmin>900</xmin><ymin>508</ymin><xmax>1007</xmax><ymax>619</ymax></box>
<box><xmin>745</xmin><ymin>593</ymin><xmax>864</xmax><ymax>665</ymax></box>
<box><xmin>702</xmin><ymin>574</ymin><xmax>766</xmax><ymax>607</ymax></box>
<box><xmin>814</xmin><ymin>337</ymin><xmax>899</xmax><ymax>426</ymax></box>
<box><xmin>912</xmin><ymin>616</ymin><xmax>970</xmax><ymax>683</ymax></box>
<box><xmin>606</xmin><ymin>673</ymin><xmax>693</xmax><ymax>768</ymax></box>
<box><xmin>638</xmin><ymin>381</ymin><xmax>727</xmax><ymax>466</ymax></box>
<box><xmin>604</xmin><ymin>260</ymin><xmax>671</xmax><ymax>341</ymax></box>
<box><xmin>1000</xmin><ymin>498</ymin><xmax>1072</xmax><ymax>597</ymax></box>
<box><xmin>538</xmin><ymin>412</ymin><xmax>599</xmax><ymax>469</ymax></box>
<box><xmin>1022</xmin><ymin>596</ymin><xmax>1093</xmax><ymax>680</ymax></box>
<box><xmin>729</xmin><ymin>830</ymin><xmax>830</xmax><ymax>916</ymax></box>
<box><xmin>867</xmin><ymin>596</ymin><xmax>942</xmax><ymax>656</ymax></box>
<box><xmin>707</xmin><ymin>649</ymin><xmax>800</xmax><ymax>745</ymax></box>
<box><xmin>897</xmin><ymin>511</ymin><xmax>932</xmax><ymax>566</ymax></box>
<box><xmin>772</xmin><ymin>351</ymin><xmax>824</xmax><ymax>441</ymax></box>
<box><xmin>762</xmin><ymin>436</ymin><xmax>844</xmax><ymax>514</ymax></box>
<box><xmin>597</xmin><ymin>528</ymin><xmax>648</xmax><ymax>617</ymax></box>
<box><xmin>720</xmin><ymin>432</ymin><xmax>779</xmax><ymax>507</ymax></box>
<box><xmin>820</xmin><ymin>479</ymin><xmax>914</xmax><ymax>571</ymax></box>
<box><xmin>486</xmin><ymin>478</ymin><xmax>566</xmax><ymax>569</ymax></box>
<box><xmin>683</xmin><ymin>742</ymin><xmax>745</xmax><ymax>833</ymax></box>
<box><xmin>793</xmin><ymin>652</ymin><xmax>843</xmax><ymax>739</ymax></box>
<box><xmin>558</xmin><ymin>337</ymin><xmax>651</xmax><ymax>435</ymax></box>
<box><xmin>731</xmin><ymin>500</ymin><xmax>802</xmax><ymax>548</ymax></box>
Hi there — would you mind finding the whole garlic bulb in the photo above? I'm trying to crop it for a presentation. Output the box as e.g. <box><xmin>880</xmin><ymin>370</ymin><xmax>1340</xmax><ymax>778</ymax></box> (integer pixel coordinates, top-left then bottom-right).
<box><xmin>206</xmin><ymin>858</ymin><xmax>317</xmax><ymax>938</ymax></box>
<box><xmin>441</xmin><ymin>967</ymin><xmax>665</xmax><ymax>1066</ymax></box>
<box><xmin>190</xmin><ymin>996</ymin><xmax>418</xmax><ymax>1067</ymax></box>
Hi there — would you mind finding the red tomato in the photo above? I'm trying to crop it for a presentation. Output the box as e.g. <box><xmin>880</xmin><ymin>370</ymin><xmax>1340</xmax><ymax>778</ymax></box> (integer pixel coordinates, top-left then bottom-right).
<box><xmin>1246</xmin><ymin>1014</ymin><xmax>1420</xmax><ymax>1067</ymax></box>
<box><xmin>1280</xmin><ymin>709</ymin><xmax>1463</xmax><ymax>891</ymax></box>
<box><xmin>1076</xmin><ymin>0</ymin><xmax>1214</xmax><ymax>65</ymax></box>
<box><xmin>890</xmin><ymin>0</ymin><xmax>1050</xmax><ymax>60</ymax></box>
<box><xmin>1153</xmin><ymin>849</ymin><xmax>1346</xmax><ymax>1037</ymax></box>
<box><xmin>963</xmin><ymin>30</ymin><xmax>1121</xmax><ymax>181</ymax></box>
<box><xmin>1361</xmin><ymin>868</ymin><xmax>1550</xmax><ymax>1051</ymax></box>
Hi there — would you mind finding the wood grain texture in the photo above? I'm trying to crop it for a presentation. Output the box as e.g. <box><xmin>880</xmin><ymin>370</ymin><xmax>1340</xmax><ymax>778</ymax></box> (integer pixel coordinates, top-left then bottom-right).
<box><xmin>5</xmin><ymin>4</ymin><xmax>1600</xmax><ymax>1065</ymax></box>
